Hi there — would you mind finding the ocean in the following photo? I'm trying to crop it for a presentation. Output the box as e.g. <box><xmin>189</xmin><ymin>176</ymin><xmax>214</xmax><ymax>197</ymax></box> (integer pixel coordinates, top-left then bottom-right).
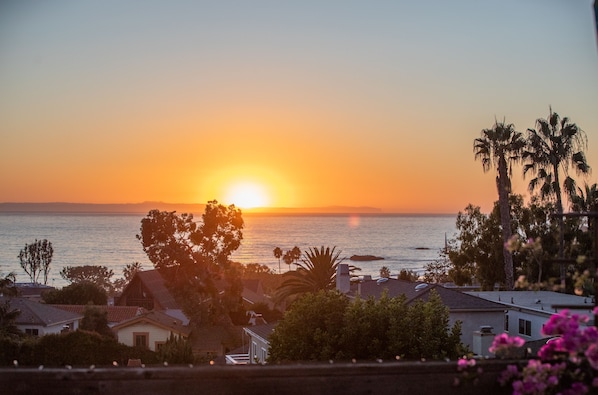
<box><xmin>0</xmin><ymin>213</ymin><xmax>457</xmax><ymax>288</ymax></box>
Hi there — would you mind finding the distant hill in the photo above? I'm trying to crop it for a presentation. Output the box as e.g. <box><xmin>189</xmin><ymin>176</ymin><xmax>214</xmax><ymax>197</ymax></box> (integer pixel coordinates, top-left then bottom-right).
<box><xmin>243</xmin><ymin>206</ymin><xmax>383</xmax><ymax>215</ymax></box>
<box><xmin>0</xmin><ymin>202</ymin><xmax>207</xmax><ymax>214</ymax></box>
<box><xmin>0</xmin><ymin>202</ymin><xmax>383</xmax><ymax>215</ymax></box>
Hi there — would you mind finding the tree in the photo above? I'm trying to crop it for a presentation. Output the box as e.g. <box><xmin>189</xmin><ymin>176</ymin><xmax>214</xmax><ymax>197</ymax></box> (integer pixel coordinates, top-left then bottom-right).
<box><xmin>275</xmin><ymin>246</ymin><xmax>356</xmax><ymax>302</ymax></box>
<box><xmin>267</xmin><ymin>289</ymin><xmax>463</xmax><ymax>363</ymax></box>
<box><xmin>447</xmin><ymin>204</ymin><xmax>504</xmax><ymax>289</ymax></box>
<box><xmin>474</xmin><ymin>120</ymin><xmax>525</xmax><ymax>290</ymax></box>
<box><xmin>0</xmin><ymin>272</ymin><xmax>18</xmax><ymax>297</ymax></box>
<box><xmin>273</xmin><ymin>247</ymin><xmax>282</xmax><ymax>274</ymax></box>
<box><xmin>42</xmin><ymin>282</ymin><xmax>108</xmax><ymax>305</ymax></box>
<box><xmin>138</xmin><ymin>200</ymin><xmax>244</xmax><ymax>325</ymax></box>
<box><xmin>570</xmin><ymin>183</ymin><xmax>598</xmax><ymax>212</ymax></box>
<box><xmin>113</xmin><ymin>262</ymin><xmax>143</xmax><ymax>293</ymax></box>
<box><xmin>80</xmin><ymin>305</ymin><xmax>114</xmax><ymax>338</ymax></box>
<box><xmin>268</xmin><ymin>290</ymin><xmax>349</xmax><ymax>362</ymax></box>
<box><xmin>0</xmin><ymin>300</ymin><xmax>21</xmax><ymax>339</ymax></box>
<box><xmin>18</xmin><ymin>239</ymin><xmax>53</xmax><ymax>284</ymax></box>
<box><xmin>379</xmin><ymin>266</ymin><xmax>391</xmax><ymax>278</ymax></box>
<box><xmin>397</xmin><ymin>269</ymin><xmax>418</xmax><ymax>281</ymax></box>
<box><xmin>281</xmin><ymin>246</ymin><xmax>301</xmax><ymax>272</ymax></box>
<box><xmin>157</xmin><ymin>333</ymin><xmax>194</xmax><ymax>364</ymax></box>
<box><xmin>448</xmin><ymin>196</ymin><xmax>567</xmax><ymax>290</ymax></box>
<box><xmin>122</xmin><ymin>262</ymin><xmax>143</xmax><ymax>282</ymax></box>
<box><xmin>60</xmin><ymin>265</ymin><xmax>115</xmax><ymax>293</ymax></box>
<box><xmin>423</xmin><ymin>258</ymin><xmax>451</xmax><ymax>284</ymax></box>
<box><xmin>290</xmin><ymin>246</ymin><xmax>301</xmax><ymax>269</ymax></box>
<box><xmin>523</xmin><ymin>108</ymin><xmax>590</xmax><ymax>286</ymax></box>
<box><xmin>282</xmin><ymin>250</ymin><xmax>293</xmax><ymax>271</ymax></box>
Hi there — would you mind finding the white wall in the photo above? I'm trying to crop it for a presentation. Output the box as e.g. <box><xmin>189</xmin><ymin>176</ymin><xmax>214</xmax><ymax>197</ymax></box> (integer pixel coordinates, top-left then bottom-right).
<box><xmin>116</xmin><ymin>322</ymin><xmax>174</xmax><ymax>351</ymax></box>
<box><xmin>450</xmin><ymin>311</ymin><xmax>505</xmax><ymax>352</ymax></box>
<box><xmin>505</xmin><ymin>309</ymin><xmax>550</xmax><ymax>341</ymax></box>
<box><xmin>18</xmin><ymin>320</ymin><xmax>79</xmax><ymax>336</ymax></box>
<box><xmin>248</xmin><ymin>335</ymin><xmax>269</xmax><ymax>364</ymax></box>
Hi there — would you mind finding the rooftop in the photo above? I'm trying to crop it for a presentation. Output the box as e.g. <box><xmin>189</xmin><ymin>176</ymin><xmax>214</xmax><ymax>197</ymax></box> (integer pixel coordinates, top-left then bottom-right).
<box><xmin>350</xmin><ymin>278</ymin><xmax>505</xmax><ymax>312</ymax></box>
<box><xmin>465</xmin><ymin>290</ymin><xmax>595</xmax><ymax>318</ymax></box>
<box><xmin>0</xmin><ymin>296</ymin><xmax>82</xmax><ymax>327</ymax></box>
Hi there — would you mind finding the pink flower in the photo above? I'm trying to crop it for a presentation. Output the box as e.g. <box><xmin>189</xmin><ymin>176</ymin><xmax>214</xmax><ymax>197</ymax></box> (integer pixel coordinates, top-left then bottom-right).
<box><xmin>457</xmin><ymin>357</ymin><xmax>476</xmax><ymax>371</ymax></box>
<box><xmin>585</xmin><ymin>343</ymin><xmax>598</xmax><ymax>370</ymax></box>
<box><xmin>489</xmin><ymin>333</ymin><xmax>525</xmax><ymax>354</ymax></box>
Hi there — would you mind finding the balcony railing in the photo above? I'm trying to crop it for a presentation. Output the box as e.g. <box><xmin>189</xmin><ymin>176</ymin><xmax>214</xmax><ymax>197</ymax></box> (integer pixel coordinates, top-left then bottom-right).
<box><xmin>1</xmin><ymin>360</ymin><xmax>513</xmax><ymax>395</ymax></box>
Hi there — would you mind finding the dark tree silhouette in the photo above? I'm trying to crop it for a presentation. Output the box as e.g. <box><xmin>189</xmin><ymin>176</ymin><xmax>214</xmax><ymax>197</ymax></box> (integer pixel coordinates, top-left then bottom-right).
<box><xmin>523</xmin><ymin>108</ymin><xmax>590</xmax><ymax>286</ymax></box>
<box><xmin>275</xmin><ymin>246</ymin><xmax>359</xmax><ymax>302</ymax></box>
<box><xmin>138</xmin><ymin>200</ymin><xmax>244</xmax><ymax>324</ymax></box>
<box><xmin>474</xmin><ymin>120</ymin><xmax>525</xmax><ymax>290</ymax></box>
<box><xmin>273</xmin><ymin>247</ymin><xmax>282</xmax><ymax>274</ymax></box>
<box><xmin>18</xmin><ymin>239</ymin><xmax>53</xmax><ymax>285</ymax></box>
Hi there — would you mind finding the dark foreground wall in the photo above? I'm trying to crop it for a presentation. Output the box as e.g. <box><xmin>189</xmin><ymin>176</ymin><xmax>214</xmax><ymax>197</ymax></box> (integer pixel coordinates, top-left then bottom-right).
<box><xmin>0</xmin><ymin>360</ymin><xmax>512</xmax><ymax>395</ymax></box>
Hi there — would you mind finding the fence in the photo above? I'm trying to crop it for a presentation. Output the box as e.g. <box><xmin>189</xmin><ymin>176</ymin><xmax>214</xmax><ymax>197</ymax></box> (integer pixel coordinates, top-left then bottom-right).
<box><xmin>1</xmin><ymin>360</ymin><xmax>513</xmax><ymax>395</ymax></box>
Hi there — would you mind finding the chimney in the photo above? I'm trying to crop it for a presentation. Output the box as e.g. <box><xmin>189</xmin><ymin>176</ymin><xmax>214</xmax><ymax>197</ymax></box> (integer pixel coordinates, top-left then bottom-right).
<box><xmin>472</xmin><ymin>326</ymin><xmax>495</xmax><ymax>357</ymax></box>
<box><xmin>336</xmin><ymin>264</ymin><xmax>350</xmax><ymax>294</ymax></box>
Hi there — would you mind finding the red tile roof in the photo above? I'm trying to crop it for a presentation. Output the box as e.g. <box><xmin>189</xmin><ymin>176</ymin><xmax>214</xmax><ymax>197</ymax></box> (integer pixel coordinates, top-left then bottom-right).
<box><xmin>50</xmin><ymin>305</ymin><xmax>145</xmax><ymax>324</ymax></box>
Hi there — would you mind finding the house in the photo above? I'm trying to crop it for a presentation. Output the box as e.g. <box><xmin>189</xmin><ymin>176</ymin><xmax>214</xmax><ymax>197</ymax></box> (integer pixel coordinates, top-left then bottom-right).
<box><xmin>242</xmin><ymin>279</ymin><xmax>274</xmax><ymax>310</ymax></box>
<box><xmin>14</xmin><ymin>283</ymin><xmax>55</xmax><ymax>302</ymax></box>
<box><xmin>244</xmin><ymin>323</ymin><xmax>277</xmax><ymax>364</ymax></box>
<box><xmin>336</xmin><ymin>264</ymin><xmax>507</xmax><ymax>354</ymax></box>
<box><xmin>116</xmin><ymin>269</ymin><xmax>274</xmax><ymax>358</ymax></box>
<box><xmin>465</xmin><ymin>290</ymin><xmax>596</xmax><ymax>343</ymax></box>
<box><xmin>0</xmin><ymin>296</ymin><xmax>81</xmax><ymax>336</ymax></box>
<box><xmin>111</xmin><ymin>309</ymin><xmax>191</xmax><ymax>352</ymax></box>
<box><xmin>115</xmin><ymin>269</ymin><xmax>190</xmax><ymax>325</ymax></box>
<box><xmin>50</xmin><ymin>304</ymin><xmax>145</xmax><ymax>327</ymax></box>
<box><xmin>117</xmin><ymin>269</ymin><xmax>272</xmax><ymax>325</ymax></box>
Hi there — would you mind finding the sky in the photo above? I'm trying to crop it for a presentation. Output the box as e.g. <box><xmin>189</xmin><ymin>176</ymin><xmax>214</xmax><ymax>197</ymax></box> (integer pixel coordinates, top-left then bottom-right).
<box><xmin>1</xmin><ymin>1</ymin><xmax>597</xmax><ymax>214</ymax></box>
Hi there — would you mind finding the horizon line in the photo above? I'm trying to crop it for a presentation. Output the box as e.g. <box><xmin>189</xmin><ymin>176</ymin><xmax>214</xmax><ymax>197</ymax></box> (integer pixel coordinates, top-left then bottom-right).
<box><xmin>0</xmin><ymin>202</ymin><xmax>457</xmax><ymax>216</ymax></box>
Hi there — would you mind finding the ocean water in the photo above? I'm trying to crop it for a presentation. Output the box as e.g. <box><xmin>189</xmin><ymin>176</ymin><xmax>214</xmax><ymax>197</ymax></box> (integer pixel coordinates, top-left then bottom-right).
<box><xmin>0</xmin><ymin>213</ymin><xmax>457</xmax><ymax>288</ymax></box>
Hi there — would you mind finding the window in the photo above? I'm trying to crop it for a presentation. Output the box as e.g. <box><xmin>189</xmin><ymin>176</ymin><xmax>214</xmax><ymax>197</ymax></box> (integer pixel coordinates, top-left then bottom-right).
<box><xmin>25</xmin><ymin>328</ymin><xmax>39</xmax><ymax>336</ymax></box>
<box><xmin>261</xmin><ymin>348</ymin><xmax>267</xmax><ymax>363</ymax></box>
<box><xmin>504</xmin><ymin>314</ymin><xmax>509</xmax><ymax>332</ymax></box>
<box><xmin>133</xmin><ymin>332</ymin><xmax>149</xmax><ymax>348</ymax></box>
<box><xmin>518</xmin><ymin>319</ymin><xmax>531</xmax><ymax>336</ymax></box>
<box><xmin>155</xmin><ymin>341</ymin><xmax>165</xmax><ymax>352</ymax></box>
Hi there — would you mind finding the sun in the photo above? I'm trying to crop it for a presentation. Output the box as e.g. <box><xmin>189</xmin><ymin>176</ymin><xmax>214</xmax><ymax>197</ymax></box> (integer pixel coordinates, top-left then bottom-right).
<box><xmin>224</xmin><ymin>181</ymin><xmax>270</xmax><ymax>209</ymax></box>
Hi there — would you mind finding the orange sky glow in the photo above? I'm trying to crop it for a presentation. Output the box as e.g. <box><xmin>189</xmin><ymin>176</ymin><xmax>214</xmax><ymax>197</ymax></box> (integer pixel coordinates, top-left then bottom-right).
<box><xmin>1</xmin><ymin>1</ymin><xmax>597</xmax><ymax>214</ymax></box>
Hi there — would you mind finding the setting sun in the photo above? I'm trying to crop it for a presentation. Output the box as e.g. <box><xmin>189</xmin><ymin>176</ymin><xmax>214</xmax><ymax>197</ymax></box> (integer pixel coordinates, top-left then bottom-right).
<box><xmin>224</xmin><ymin>182</ymin><xmax>270</xmax><ymax>209</ymax></box>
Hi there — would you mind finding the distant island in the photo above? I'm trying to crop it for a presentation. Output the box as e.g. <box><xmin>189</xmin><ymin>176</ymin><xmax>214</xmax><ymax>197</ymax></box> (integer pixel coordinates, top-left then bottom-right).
<box><xmin>0</xmin><ymin>202</ymin><xmax>383</xmax><ymax>215</ymax></box>
<box><xmin>349</xmin><ymin>255</ymin><xmax>385</xmax><ymax>261</ymax></box>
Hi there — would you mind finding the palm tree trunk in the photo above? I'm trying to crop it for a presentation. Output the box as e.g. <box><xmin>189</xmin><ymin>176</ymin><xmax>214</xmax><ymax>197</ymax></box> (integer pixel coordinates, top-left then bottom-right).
<box><xmin>497</xmin><ymin>160</ymin><xmax>514</xmax><ymax>290</ymax></box>
<box><xmin>554</xmin><ymin>164</ymin><xmax>566</xmax><ymax>290</ymax></box>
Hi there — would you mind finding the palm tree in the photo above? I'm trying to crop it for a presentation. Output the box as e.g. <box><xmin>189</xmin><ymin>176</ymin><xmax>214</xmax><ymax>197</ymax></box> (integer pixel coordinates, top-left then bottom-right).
<box><xmin>523</xmin><ymin>108</ymin><xmax>590</xmax><ymax>287</ymax></box>
<box><xmin>282</xmin><ymin>250</ymin><xmax>293</xmax><ymax>272</ymax></box>
<box><xmin>290</xmin><ymin>246</ymin><xmax>301</xmax><ymax>269</ymax></box>
<box><xmin>474</xmin><ymin>120</ymin><xmax>525</xmax><ymax>290</ymax></box>
<box><xmin>273</xmin><ymin>247</ymin><xmax>282</xmax><ymax>274</ymax></box>
<box><xmin>570</xmin><ymin>183</ymin><xmax>598</xmax><ymax>213</ymax></box>
<box><xmin>275</xmin><ymin>246</ymin><xmax>352</xmax><ymax>302</ymax></box>
<box><xmin>570</xmin><ymin>183</ymin><xmax>598</xmax><ymax>248</ymax></box>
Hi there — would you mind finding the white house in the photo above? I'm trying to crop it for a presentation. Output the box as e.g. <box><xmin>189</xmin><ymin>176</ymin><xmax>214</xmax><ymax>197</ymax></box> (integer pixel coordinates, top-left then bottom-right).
<box><xmin>0</xmin><ymin>296</ymin><xmax>81</xmax><ymax>336</ymax></box>
<box><xmin>111</xmin><ymin>309</ymin><xmax>191</xmax><ymax>352</ymax></box>
<box><xmin>465</xmin><ymin>290</ymin><xmax>595</xmax><ymax>343</ymax></box>
<box><xmin>244</xmin><ymin>324</ymin><xmax>277</xmax><ymax>364</ymax></box>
